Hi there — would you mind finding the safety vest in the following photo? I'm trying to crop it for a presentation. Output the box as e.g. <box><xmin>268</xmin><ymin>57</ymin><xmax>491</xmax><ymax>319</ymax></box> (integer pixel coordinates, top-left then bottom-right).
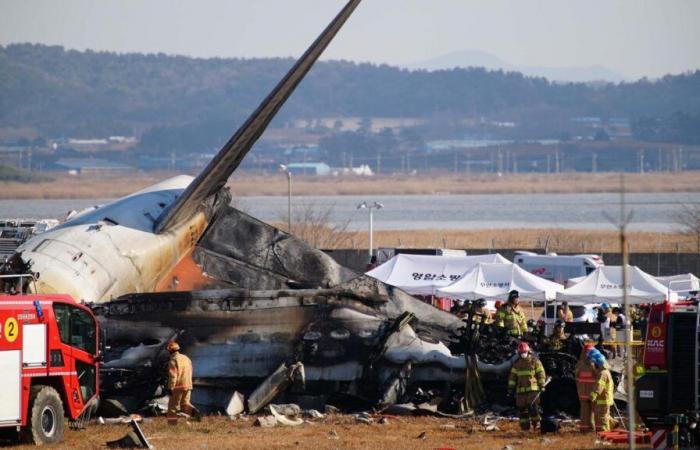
<box><xmin>508</xmin><ymin>355</ymin><xmax>546</xmax><ymax>394</ymax></box>
<box><xmin>590</xmin><ymin>368</ymin><xmax>614</xmax><ymax>406</ymax></box>
<box><xmin>472</xmin><ymin>305</ymin><xmax>492</xmax><ymax>324</ymax></box>
<box><xmin>559</xmin><ymin>307</ymin><xmax>574</xmax><ymax>322</ymax></box>
<box><xmin>548</xmin><ymin>329</ymin><xmax>565</xmax><ymax>351</ymax></box>
<box><xmin>496</xmin><ymin>304</ymin><xmax>527</xmax><ymax>336</ymax></box>
<box><xmin>575</xmin><ymin>357</ymin><xmax>596</xmax><ymax>400</ymax></box>
<box><xmin>168</xmin><ymin>352</ymin><xmax>194</xmax><ymax>390</ymax></box>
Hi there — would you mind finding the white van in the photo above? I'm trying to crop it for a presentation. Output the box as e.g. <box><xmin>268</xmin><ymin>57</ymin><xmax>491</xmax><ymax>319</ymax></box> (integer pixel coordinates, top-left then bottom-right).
<box><xmin>514</xmin><ymin>252</ymin><xmax>604</xmax><ymax>285</ymax></box>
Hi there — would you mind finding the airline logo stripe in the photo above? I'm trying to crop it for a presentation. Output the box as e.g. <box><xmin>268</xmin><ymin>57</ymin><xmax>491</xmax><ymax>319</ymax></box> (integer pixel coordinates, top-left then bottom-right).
<box><xmin>651</xmin><ymin>428</ymin><xmax>668</xmax><ymax>450</ymax></box>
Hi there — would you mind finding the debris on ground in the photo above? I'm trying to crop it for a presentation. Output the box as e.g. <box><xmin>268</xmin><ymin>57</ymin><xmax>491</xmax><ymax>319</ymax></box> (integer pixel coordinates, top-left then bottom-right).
<box><xmin>225</xmin><ymin>391</ymin><xmax>245</xmax><ymax>417</ymax></box>
<box><xmin>253</xmin><ymin>415</ymin><xmax>277</xmax><ymax>428</ymax></box>
<box><xmin>105</xmin><ymin>419</ymin><xmax>153</xmax><ymax>449</ymax></box>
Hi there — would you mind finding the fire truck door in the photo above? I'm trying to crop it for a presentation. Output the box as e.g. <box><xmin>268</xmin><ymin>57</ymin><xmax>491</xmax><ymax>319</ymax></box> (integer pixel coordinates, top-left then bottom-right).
<box><xmin>0</xmin><ymin>350</ymin><xmax>21</xmax><ymax>424</ymax></box>
<box><xmin>22</xmin><ymin>324</ymin><xmax>47</xmax><ymax>368</ymax></box>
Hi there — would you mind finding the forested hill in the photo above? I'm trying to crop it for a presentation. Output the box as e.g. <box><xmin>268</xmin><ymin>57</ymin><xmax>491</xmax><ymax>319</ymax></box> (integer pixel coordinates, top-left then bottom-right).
<box><xmin>1</xmin><ymin>43</ymin><xmax>699</xmax><ymax>140</ymax></box>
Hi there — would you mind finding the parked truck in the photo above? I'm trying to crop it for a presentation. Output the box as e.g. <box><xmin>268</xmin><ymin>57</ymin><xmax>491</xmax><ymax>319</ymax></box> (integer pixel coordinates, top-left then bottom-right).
<box><xmin>636</xmin><ymin>300</ymin><xmax>700</xmax><ymax>449</ymax></box>
<box><xmin>0</xmin><ymin>274</ymin><xmax>99</xmax><ymax>445</ymax></box>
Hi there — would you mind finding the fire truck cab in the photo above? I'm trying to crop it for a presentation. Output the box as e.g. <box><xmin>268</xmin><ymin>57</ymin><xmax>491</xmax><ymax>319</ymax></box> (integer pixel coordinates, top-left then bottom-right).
<box><xmin>636</xmin><ymin>300</ymin><xmax>700</xmax><ymax>448</ymax></box>
<box><xmin>0</xmin><ymin>274</ymin><xmax>99</xmax><ymax>445</ymax></box>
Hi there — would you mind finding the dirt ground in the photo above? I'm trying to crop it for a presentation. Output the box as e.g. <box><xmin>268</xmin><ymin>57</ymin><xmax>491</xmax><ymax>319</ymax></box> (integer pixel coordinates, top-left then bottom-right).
<box><xmin>4</xmin><ymin>415</ymin><xmax>637</xmax><ymax>450</ymax></box>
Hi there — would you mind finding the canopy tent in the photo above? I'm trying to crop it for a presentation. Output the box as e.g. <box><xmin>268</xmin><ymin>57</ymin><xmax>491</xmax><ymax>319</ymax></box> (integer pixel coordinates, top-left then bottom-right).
<box><xmin>436</xmin><ymin>262</ymin><xmax>564</xmax><ymax>301</ymax></box>
<box><xmin>366</xmin><ymin>253</ymin><xmax>510</xmax><ymax>296</ymax></box>
<box><xmin>655</xmin><ymin>273</ymin><xmax>700</xmax><ymax>293</ymax></box>
<box><xmin>557</xmin><ymin>265</ymin><xmax>677</xmax><ymax>304</ymax></box>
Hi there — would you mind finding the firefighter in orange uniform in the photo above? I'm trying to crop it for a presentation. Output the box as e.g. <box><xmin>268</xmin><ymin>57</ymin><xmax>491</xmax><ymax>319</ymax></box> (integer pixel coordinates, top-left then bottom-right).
<box><xmin>575</xmin><ymin>342</ymin><xmax>596</xmax><ymax>432</ymax></box>
<box><xmin>508</xmin><ymin>342</ymin><xmax>546</xmax><ymax>431</ymax></box>
<box><xmin>166</xmin><ymin>341</ymin><xmax>196</xmax><ymax>424</ymax></box>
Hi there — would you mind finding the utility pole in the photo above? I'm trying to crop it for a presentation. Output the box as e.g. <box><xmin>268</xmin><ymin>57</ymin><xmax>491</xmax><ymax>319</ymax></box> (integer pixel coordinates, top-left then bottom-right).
<box><xmin>606</xmin><ymin>175</ymin><xmax>636</xmax><ymax>449</ymax></box>
<box><xmin>592</xmin><ymin>152</ymin><xmax>598</xmax><ymax>173</ymax></box>
<box><xmin>357</xmin><ymin>201</ymin><xmax>384</xmax><ymax>260</ymax></box>
<box><xmin>278</xmin><ymin>165</ymin><xmax>292</xmax><ymax>233</ymax></box>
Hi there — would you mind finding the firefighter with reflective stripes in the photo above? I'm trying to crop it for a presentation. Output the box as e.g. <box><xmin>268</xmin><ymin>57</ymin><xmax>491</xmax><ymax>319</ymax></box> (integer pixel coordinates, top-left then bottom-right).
<box><xmin>470</xmin><ymin>298</ymin><xmax>492</xmax><ymax>324</ymax></box>
<box><xmin>558</xmin><ymin>301</ymin><xmax>574</xmax><ymax>322</ymax></box>
<box><xmin>508</xmin><ymin>342</ymin><xmax>546</xmax><ymax>431</ymax></box>
<box><xmin>166</xmin><ymin>341</ymin><xmax>196</xmax><ymax>424</ymax></box>
<box><xmin>588</xmin><ymin>349</ymin><xmax>614</xmax><ymax>432</ymax></box>
<box><xmin>496</xmin><ymin>290</ymin><xmax>527</xmax><ymax>337</ymax></box>
<box><xmin>575</xmin><ymin>342</ymin><xmax>596</xmax><ymax>432</ymax></box>
<box><xmin>547</xmin><ymin>320</ymin><xmax>566</xmax><ymax>351</ymax></box>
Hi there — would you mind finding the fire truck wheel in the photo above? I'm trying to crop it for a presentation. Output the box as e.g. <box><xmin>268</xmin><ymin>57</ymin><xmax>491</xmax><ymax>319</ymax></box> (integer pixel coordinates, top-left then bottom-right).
<box><xmin>21</xmin><ymin>385</ymin><xmax>65</xmax><ymax>445</ymax></box>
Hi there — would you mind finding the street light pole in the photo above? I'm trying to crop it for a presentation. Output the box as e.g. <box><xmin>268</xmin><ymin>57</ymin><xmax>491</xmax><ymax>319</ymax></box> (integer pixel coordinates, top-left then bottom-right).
<box><xmin>279</xmin><ymin>165</ymin><xmax>292</xmax><ymax>233</ymax></box>
<box><xmin>357</xmin><ymin>201</ymin><xmax>384</xmax><ymax>260</ymax></box>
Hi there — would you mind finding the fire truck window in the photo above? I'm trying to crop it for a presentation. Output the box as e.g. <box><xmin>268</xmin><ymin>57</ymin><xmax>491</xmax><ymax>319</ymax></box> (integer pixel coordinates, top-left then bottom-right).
<box><xmin>53</xmin><ymin>304</ymin><xmax>96</xmax><ymax>355</ymax></box>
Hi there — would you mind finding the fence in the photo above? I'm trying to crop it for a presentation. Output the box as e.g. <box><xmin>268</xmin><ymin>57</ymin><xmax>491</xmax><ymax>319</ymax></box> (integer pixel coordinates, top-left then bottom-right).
<box><xmin>323</xmin><ymin>248</ymin><xmax>700</xmax><ymax>277</ymax></box>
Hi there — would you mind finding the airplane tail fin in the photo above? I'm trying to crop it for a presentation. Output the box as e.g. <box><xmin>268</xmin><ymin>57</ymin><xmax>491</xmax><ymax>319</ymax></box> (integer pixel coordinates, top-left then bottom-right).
<box><xmin>155</xmin><ymin>0</ymin><xmax>361</xmax><ymax>233</ymax></box>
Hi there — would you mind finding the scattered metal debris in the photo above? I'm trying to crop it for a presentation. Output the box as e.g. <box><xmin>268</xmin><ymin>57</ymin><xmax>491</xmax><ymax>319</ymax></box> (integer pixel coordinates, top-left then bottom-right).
<box><xmin>105</xmin><ymin>419</ymin><xmax>153</xmax><ymax>449</ymax></box>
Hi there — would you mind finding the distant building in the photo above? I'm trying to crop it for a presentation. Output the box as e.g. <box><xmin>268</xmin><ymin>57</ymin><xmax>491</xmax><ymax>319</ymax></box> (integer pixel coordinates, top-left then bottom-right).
<box><xmin>286</xmin><ymin>162</ymin><xmax>331</xmax><ymax>176</ymax></box>
<box><xmin>54</xmin><ymin>158</ymin><xmax>133</xmax><ymax>174</ymax></box>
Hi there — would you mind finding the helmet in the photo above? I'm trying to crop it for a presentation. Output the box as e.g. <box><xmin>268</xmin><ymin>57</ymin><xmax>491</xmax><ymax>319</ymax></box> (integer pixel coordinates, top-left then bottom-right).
<box><xmin>588</xmin><ymin>348</ymin><xmax>606</xmax><ymax>367</ymax></box>
<box><xmin>555</xmin><ymin>319</ymin><xmax>564</xmax><ymax>327</ymax></box>
<box><xmin>517</xmin><ymin>342</ymin><xmax>530</xmax><ymax>354</ymax></box>
<box><xmin>167</xmin><ymin>341</ymin><xmax>180</xmax><ymax>353</ymax></box>
<box><xmin>476</xmin><ymin>298</ymin><xmax>486</xmax><ymax>307</ymax></box>
<box><xmin>601</xmin><ymin>303</ymin><xmax>610</xmax><ymax>311</ymax></box>
<box><xmin>495</xmin><ymin>300</ymin><xmax>503</xmax><ymax>309</ymax></box>
<box><xmin>583</xmin><ymin>342</ymin><xmax>595</xmax><ymax>354</ymax></box>
<box><xmin>508</xmin><ymin>290</ymin><xmax>520</xmax><ymax>302</ymax></box>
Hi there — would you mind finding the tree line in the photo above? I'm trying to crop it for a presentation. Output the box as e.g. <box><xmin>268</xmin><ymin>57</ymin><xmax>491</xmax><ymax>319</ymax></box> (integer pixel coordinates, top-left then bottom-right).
<box><xmin>1</xmin><ymin>43</ymin><xmax>699</xmax><ymax>150</ymax></box>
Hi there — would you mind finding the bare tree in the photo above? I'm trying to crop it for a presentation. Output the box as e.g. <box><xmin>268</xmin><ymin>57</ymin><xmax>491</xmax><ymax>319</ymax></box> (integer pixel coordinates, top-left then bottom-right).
<box><xmin>675</xmin><ymin>203</ymin><xmax>700</xmax><ymax>253</ymax></box>
<box><xmin>278</xmin><ymin>201</ymin><xmax>357</xmax><ymax>249</ymax></box>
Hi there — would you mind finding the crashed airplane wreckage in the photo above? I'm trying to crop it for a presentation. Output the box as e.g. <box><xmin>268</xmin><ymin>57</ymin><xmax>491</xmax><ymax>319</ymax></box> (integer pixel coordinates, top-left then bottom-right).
<box><xmin>6</xmin><ymin>0</ymin><xmax>587</xmax><ymax>417</ymax></box>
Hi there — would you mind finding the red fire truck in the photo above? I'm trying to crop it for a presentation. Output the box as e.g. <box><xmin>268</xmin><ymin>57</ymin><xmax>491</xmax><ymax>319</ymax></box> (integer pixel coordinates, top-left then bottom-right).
<box><xmin>0</xmin><ymin>274</ymin><xmax>100</xmax><ymax>445</ymax></box>
<box><xmin>636</xmin><ymin>300</ymin><xmax>700</xmax><ymax>449</ymax></box>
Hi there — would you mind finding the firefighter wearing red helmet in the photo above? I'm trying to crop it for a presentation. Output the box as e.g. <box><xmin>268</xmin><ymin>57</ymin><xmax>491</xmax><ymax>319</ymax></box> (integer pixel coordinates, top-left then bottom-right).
<box><xmin>508</xmin><ymin>342</ymin><xmax>546</xmax><ymax>431</ymax></box>
<box><xmin>575</xmin><ymin>342</ymin><xmax>596</xmax><ymax>432</ymax></box>
<box><xmin>166</xmin><ymin>341</ymin><xmax>197</xmax><ymax>424</ymax></box>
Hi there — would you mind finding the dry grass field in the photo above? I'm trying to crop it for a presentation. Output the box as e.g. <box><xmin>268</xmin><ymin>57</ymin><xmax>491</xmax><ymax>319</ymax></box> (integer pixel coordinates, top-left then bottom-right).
<box><xmin>279</xmin><ymin>224</ymin><xmax>696</xmax><ymax>253</ymax></box>
<box><xmin>1</xmin><ymin>171</ymin><xmax>699</xmax><ymax>199</ymax></box>
<box><xmin>6</xmin><ymin>415</ymin><xmax>631</xmax><ymax>450</ymax></box>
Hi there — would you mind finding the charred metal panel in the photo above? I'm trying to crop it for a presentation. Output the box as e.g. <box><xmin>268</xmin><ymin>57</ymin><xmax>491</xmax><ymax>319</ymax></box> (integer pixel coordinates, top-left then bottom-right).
<box><xmin>195</xmin><ymin>206</ymin><xmax>357</xmax><ymax>289</ymax></box>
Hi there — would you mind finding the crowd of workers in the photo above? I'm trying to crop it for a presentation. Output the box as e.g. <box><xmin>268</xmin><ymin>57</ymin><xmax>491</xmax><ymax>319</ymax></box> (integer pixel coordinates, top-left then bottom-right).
<box><xmin>450</xmin><ymin>289</ymin><xmax>623</xmax><ymax>433</ymax></box>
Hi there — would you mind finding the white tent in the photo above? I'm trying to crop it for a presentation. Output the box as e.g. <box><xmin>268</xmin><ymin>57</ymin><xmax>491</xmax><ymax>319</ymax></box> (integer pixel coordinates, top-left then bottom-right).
<box><xmin>437</xmin><ymin>262</ymin><xmax>564</xmax><ymax>301</ymax></box>
<box><xmin>366</xmin><ymin>253</ymin><xmax>510</xmax><ymax>296</ymax></box>
<box><xmin>557</xmin><ymin>265</ymin><xmax>677</xmax><ymax>304</ymax></box>
<box><xmin>655</xmin><ymin>273</ymin><xmax>699</xmax><ymax>293</ymax></box>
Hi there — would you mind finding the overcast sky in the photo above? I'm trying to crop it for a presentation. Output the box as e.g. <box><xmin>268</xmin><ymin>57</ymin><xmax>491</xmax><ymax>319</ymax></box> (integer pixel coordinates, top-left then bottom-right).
<box><xmin>1</xmin><ymin>0</ymin><xmax>699</xmax><ymax>80</ymax></box>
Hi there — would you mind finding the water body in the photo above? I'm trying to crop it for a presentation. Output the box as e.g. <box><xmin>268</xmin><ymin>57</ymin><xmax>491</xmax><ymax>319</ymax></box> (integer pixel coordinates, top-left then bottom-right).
<box><xmin>1</xmin><ymin>192</ymin><xmax>698</xmax><ymax>232</ymax></box>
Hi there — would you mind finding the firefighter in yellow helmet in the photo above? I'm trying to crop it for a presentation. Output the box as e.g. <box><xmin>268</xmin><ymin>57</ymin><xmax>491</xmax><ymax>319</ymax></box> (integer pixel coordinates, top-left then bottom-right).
<box><xmin>166</xmin><ymin>341</ymin><xmax>197</xmax><ymax>424</ymax></box>
<box><xmin>588</xmin><ymin>349</ymin><xmax>614</xmax><ymax>432</ymax></box>
<box><xmin>575</xmin><ymin>342</ymin><xmax>596</xmax><ymax>433</ymax></box>
<box><xmin>496</xmin><ymin>290</ymin><xmax>527</xmax><ymax>337</ymax></box>
<box><xmin>508</xmin><ymin>342</ymin><xmax>546</xmax><ymax>431</ymax></box>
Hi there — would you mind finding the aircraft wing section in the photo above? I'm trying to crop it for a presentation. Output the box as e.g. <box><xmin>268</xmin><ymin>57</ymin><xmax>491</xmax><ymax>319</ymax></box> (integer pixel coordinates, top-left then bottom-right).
<box><xmin>155</xmin><ymin>0</ymin><xmax>361</xmax><ymax>233</ymax></box>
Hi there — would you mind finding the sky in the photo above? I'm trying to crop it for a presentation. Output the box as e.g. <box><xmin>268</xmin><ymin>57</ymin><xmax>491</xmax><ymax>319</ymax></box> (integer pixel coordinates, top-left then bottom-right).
<box><xmin>1</xmin><ymin>0</ymin><xmax>699</xmax><ymax>80</ymax></box>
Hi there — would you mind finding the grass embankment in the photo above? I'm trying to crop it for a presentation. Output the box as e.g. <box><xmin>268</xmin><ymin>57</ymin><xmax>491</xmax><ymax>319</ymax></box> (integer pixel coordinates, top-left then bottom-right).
<box><xmin>1</xmin><ymin>171</ymin><xmax>699</xmax><ymax>199</ymax></box>
<box><xmin>7</xmin><ymin>415</ymin><xmax>625</xmax><ymax>450</ymax></box>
